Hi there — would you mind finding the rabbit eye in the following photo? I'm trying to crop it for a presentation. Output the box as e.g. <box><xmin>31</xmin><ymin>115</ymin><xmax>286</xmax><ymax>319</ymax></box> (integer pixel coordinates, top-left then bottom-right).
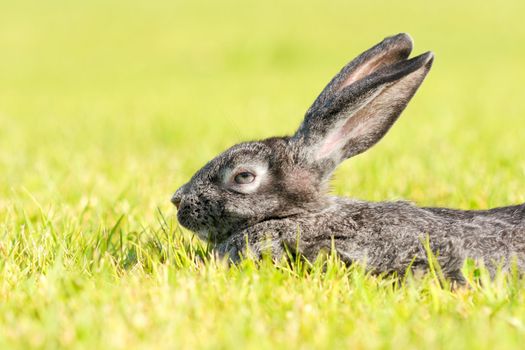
<box><xmin>234</xmin><ymin>171</ymin><xmax>255</xmax><ymax>185</ymax></box>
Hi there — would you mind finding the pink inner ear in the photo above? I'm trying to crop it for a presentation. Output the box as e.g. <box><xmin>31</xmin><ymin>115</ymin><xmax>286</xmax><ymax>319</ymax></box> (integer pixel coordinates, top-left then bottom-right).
<box><xmin>337</xmin><ymin>51</ymin><xmax>399</xmax><ymax>92</ymax></box>
<box><xmin>317</xmin><ymin>127</ymin><xmax>346</xmax><ymax>159</ymax></box>
<box><xmin>317</xmin><ymin>115</ymin><xmax>371</xmax><ymax>160</ymax></box>
<box><xmin>338</xmin><ymin>57</ymin><xmax>384</xmax><ymax>91</ymax></box>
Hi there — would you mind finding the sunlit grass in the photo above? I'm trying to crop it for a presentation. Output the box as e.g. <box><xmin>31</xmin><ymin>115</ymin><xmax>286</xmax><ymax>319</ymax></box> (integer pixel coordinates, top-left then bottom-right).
<box><xmin>1</xmin><ymin>0</ymin><xmax>525</xmax><ymax>348</ymax></box>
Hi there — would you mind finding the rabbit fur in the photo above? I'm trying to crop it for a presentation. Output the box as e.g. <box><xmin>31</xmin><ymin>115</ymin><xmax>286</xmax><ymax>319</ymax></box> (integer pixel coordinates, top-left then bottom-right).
<box><xmin>171</xmin><ymin>33</ymin><xmax>525</xmax><ymax>281</ymax></box>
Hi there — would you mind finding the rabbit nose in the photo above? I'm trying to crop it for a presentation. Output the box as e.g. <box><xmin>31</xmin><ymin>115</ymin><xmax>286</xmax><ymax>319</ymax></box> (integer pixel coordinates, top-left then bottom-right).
<box><xmin>171</xmin><ymin>184</ymin><xmax>188</xmax><ymax>209</ymax></box>
<box><xmin>171</xmin><ymin>193</ymin><xmax>182</xmax><ymax>209</ymax></box>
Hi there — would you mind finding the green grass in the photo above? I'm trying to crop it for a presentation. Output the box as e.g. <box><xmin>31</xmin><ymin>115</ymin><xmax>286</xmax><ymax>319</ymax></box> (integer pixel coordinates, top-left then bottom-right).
<box><xmin>1</xmin><ymin>0</ymin><xmax>525</xmax><ymax>348</ymax></box>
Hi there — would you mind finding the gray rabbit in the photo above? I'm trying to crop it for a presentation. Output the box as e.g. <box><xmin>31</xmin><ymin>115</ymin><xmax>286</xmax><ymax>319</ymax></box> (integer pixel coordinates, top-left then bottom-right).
<box><xmin>171</xmin><ymin>33</ymin><xmax>525</xmax><ymax>281</ymax></box>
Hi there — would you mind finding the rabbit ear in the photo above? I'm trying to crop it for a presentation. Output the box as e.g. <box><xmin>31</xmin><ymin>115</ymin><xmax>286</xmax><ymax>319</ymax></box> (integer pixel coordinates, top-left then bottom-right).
<box><xmin>291</xmin><ymin>33</ymin><xmax>433</xmax><ymax>175</ymax></box>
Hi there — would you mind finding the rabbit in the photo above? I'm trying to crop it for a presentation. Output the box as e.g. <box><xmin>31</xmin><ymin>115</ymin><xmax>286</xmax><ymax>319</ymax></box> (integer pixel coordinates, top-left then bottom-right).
<box><xmin>171</xmin><ymin>33</ymin><xmax>525</xmax><ymax>282</ymax></box>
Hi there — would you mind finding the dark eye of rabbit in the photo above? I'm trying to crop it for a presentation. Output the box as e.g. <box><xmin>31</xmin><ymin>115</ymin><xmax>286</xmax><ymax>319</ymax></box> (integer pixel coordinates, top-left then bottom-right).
<box><xmin>234</xmin><ymin>171</ymin><xmax>255</xmax><ymax>185</ymax></box>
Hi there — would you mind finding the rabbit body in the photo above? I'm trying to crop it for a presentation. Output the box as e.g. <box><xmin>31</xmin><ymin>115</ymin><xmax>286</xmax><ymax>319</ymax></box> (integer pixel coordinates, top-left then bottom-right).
<box><xmin>218</xmin><ymin>198</ymin><xmax>525</xmax><ymax>280</ymax></box>
<box><xmin>172</xmin><ymin>33</ymin><xmax>525</xmax><ymax>279</ymax></box>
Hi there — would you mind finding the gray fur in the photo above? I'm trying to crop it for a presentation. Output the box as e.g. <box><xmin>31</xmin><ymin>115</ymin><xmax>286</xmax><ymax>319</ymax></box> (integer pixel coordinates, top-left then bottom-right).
<box><xmin>171</xmin><ymin>33</ymin><xmax>525</xmax><ymax>280</ymax></box>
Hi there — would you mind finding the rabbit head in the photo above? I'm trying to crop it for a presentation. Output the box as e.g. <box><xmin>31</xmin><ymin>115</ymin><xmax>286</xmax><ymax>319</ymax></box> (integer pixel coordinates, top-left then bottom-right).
<box><xmin>171</xmin><ymin>33</ymin><xmax>434</xmax><ymax>243</ymax></box>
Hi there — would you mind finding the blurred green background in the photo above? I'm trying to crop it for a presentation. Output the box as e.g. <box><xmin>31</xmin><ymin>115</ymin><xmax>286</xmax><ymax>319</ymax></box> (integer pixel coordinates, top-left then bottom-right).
<box><xmin>1</xmin><ymin>1</ymin><xmax>525</xmax><ymax>348</ymax></box>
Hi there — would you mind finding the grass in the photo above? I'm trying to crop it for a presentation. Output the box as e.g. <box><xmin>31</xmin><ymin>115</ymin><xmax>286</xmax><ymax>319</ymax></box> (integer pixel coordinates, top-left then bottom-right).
<box><xmin>1</xmin><ymin>0</ymin><xmax>525</xmax><ymax>348</ymax></box>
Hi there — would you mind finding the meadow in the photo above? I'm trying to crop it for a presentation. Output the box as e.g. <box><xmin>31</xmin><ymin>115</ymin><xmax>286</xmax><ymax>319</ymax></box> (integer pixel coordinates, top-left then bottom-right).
<box><xmin>1</xmin><ymin>0</ymin><xmax>525</xmax><ymax>348</ymax></box>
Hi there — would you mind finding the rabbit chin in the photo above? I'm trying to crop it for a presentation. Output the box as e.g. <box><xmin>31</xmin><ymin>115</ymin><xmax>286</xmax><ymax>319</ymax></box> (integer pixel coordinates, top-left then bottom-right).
<box><xmin>194</xmin><ymin>229</ymin><xmax>211</xmax><ymax>241</ymax></box>
<box><xmin>177</xmin><ymin>215</ymin><xmax>221</xmax><ymax>242</ymax></box>
<box><xmin>178</xmin><ymin>217</ymin><xmax>209</xmax><ymax>240</ymax></box>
